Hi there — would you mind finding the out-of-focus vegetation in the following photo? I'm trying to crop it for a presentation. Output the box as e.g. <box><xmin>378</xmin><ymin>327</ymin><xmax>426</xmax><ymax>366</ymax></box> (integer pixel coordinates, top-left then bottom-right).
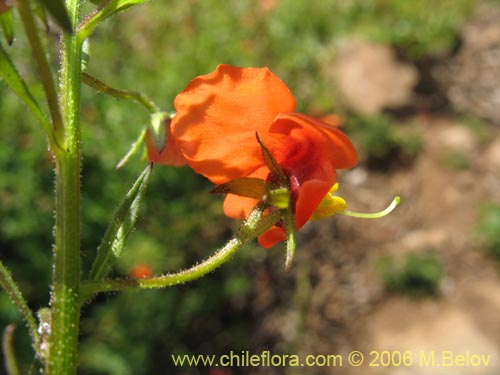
<box><xmin>442</xmin><ymin>149</ymin><xmax>473</xmax><ymax>171</ymax></box>
<box><xmin>477</xmin><ymin>205</ymin><xmax>500</xmax><ymax>261</ymax></box>
<box><xmin>345</xmin><ymin>114</ymin><xmax>424</xmax><ymax>168</ymax></box>
<box><xmin>377</xmin><ymin>252</ymin><xmax>444</xmax><ymax>297</ymax></box>
<box><xmin>0</xmin><ymin>0</ymin><xmax>478</xmax><ymax>373</ymax></box>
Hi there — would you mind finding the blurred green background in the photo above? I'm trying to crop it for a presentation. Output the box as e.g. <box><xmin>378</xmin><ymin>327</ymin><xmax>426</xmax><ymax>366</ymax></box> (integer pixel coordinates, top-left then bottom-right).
<box><xmin>2</xmin><ymin>0</ymin><xmax>500</xmax><ymax>374</ymax></box>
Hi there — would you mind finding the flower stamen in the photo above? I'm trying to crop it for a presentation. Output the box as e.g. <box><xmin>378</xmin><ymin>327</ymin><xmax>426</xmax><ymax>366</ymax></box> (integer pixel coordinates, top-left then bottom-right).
<box><xmin>311</xmin><ymin>183</ymin><xmax>347</xmax><ymax>220</ymax></box>
<box><xmin>312</xmin><ymin>183</ymin><xmax>400</xmax><ymax>220</ymax></box>
<box><xmin>341</xmin><ymin>196</ymin><xmax>401</xmax><ymax>219</ymax></box>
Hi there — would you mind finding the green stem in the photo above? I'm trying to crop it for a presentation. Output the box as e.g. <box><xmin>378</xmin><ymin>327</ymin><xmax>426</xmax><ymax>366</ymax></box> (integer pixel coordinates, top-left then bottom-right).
<box><xmin>47</xmin><ymin>0</ymin><xmax>82</xmax><ymax>374</ymax></box>
<box><xmin>0</xmin><ymin>261</ymin><xmax>41</xmax><ymax>358</ymax></box>
<box><xmin>83</xmin><ymin>237</ymin><xmax>245</xmax><ymax>297</ymax></box>
<box><xmin>82</xmin><ymin>73</ymin><xmax>160</xmax><ymax>113</ymax></box>
<box><xmin>49</xmin><ymin>154</ymin><xmax>81</xmax><ymax>375</ymax></box>
<box><xmin>17</xmin><ymin>0</ymin><xmax>63</xmax><ymax>139</ymax></box>
<box><xmin>81</xmin><ymin>205</ymin><xmax>269</xmax><ymax>300</ymax></box>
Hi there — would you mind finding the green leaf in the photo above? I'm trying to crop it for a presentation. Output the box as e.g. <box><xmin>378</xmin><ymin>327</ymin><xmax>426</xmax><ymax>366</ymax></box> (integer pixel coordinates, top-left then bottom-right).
<box><xmin>0</xmin><ymin>41</ymin><xmax>55</xmax><ymax>145</ymax></box>
<box><xmin>115</xmin><ymin>128</ymin><xmax>146</xmax><ymax>169</ymax></box>
<box><xmin>0</xmin><ymin>260</ymin><xmax>41</xmax><ymax>358</ymax></box>
<box><xmin>89</xmin><ymin>165</ymin><xmax>153</xmax><ymax>281</ymax></box>
<box><xmin>210</xmin><ymin>178</ymin><xmax>267</xmax><ymax>199</ymax></box>
<box><xmin>78</xmin><ymin>0</ymin><xmax>149</xmax><ymax>41</ymax></box>
<box><xmin>0</xmin><ymin>10</ymin><xmax>14</xmax><ymax>45</ymax></box>
<box><xmin>38</xmin><ymin>0</ymin><xmax>73</xmax><ymax>32</ymax></box>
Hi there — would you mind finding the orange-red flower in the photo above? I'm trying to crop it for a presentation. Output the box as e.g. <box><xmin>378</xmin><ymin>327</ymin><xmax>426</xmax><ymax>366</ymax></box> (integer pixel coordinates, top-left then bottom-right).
<box><xmin>129</xmin><ymin>264</ymin><xmax>153</xmax><ymax>279</ymax></box>
<box><xmin>148</xmin><ymin>65</ymin><xmax>357</xmax><ymax>248</ymax></box>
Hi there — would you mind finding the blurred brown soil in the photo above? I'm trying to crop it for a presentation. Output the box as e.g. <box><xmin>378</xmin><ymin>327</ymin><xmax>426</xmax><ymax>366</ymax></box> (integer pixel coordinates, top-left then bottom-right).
<box><xmin>341</xmin><ymin>117</ymin><xmax>500</xmax><ymax>375</ymax></box>
<box><xmin>245</xmin><ymin>6</ymin><xmax>500</xmax><ymax>372</ymax></box>
<box><xmin>250</xmin><ymin>115</ymin><xmax>500</xmax><ymax>375</ymax></box>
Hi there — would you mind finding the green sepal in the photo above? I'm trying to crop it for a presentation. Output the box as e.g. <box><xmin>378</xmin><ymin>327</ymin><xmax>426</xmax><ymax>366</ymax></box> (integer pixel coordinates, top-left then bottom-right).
<box><xmin>252</xmin><ymin>210</ymin><xmax>282</xmax><ymax>239</ymax></box>
<box><xmin>0</xmin><ymin>10</ymin><xmax>14</xmax><ymax>45</ymax></box>
<box><xmin>81</xmin><ymin>39</ymin><xmax>90</xmax><ymax>71</ymax></box>
<box><xmin>267</xmin><ymin>187</ymin><xmax>291</xmax><ymax>209</ymax></box>
<box><xmin>210</xmin><ymin>178</ymin><xmax>267</xmax><ymax>200</ymax></box>
<box><xmin>283</xmin><ymin>208</ymin><xmax>296</xmax><ymax>272</ymax></box>
<box><xmin>150</xmin><ymin>112</ymin><xmax>169</xmax><ymax>137</ymax></box>
<box><xmin>145</xmin><ymin>111</ymin><xmax>169</xmax><ymax>151</ymax></box>
<box><xmin>89</xmin><ymin>164</ymin><xmax>153</xmax><ymax>281</ymax></box>
<box><xmin>237</xmin><ymin>205</ymin><xmax>281</xmax><ymax>243</ymax></box>
<box><xmin>38</xmin><ymin>0</ymin><xmax>73</xmax><ymax>33</ymax></box>
<box><xmin>255</xmin><ymin>132</ymin><xmax>288</xmax><ymax>185</ymax></box>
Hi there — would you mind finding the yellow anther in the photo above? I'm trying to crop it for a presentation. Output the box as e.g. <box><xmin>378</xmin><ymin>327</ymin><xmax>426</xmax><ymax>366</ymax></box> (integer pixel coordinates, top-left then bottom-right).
<box><xmin>311</xmin><ymin>183</ymin><xmax>348</xmax><ymax>220</ymax></box>
<box><xmin>311</xmin><ymin>183</ymin><xmax>401</xmax><ymax>222</ymax></box>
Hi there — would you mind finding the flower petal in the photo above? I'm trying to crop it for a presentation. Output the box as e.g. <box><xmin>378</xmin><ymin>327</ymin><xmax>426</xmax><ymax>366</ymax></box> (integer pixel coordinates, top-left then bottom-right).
<box><xmin>219</xmin><ymin>111</ymin><xmax>357</xmax><ymax>247</ymax></box>
<box><xmin>294</xmin><ymin>178</ymin><xmax>335</xmax><ymax>228</ymax></box>
<box><xmin>258</xmin><ymin>226</ymin><xmax>287</xmax><ymax>249</ymax></box>
<box><xmin>171</xmin><ymin>64</ymin><xmax>296</xmax><ymax>184</ymax></box>
<box><xmin>256</xmin><ymin>178</ymin><xmax>336</xmax><ymax>248</ymax></box>
<box><xmin>269</xmin><ymin>113</ymin><xmax>357</xmax><ymax>227</ymax></box>
<box><xmin>271</xmin><ymin>112</ymin><xmax>358</xmax><ymax>173</ymax></box>
<box><xmin>223</xmin><ymin>194</ymin><xmax>259</xmax><ymax>220</ymax></box>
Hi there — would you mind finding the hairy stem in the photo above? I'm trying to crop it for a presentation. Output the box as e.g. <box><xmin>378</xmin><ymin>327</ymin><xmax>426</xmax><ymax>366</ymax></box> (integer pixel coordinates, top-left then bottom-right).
<box><xmin>47</xmin><ymin>0</ymin><xmax>82</xmax><ymax>373</ymax></box>
<box><xmin>82</xmin><ymin>73</ymin><xmax>159</xmax><ymax>113</ymax></box>
<box><xmin>81</xmin><ymin>205</ymin><xmax>270</xmax><ymax>300</ymax></box>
